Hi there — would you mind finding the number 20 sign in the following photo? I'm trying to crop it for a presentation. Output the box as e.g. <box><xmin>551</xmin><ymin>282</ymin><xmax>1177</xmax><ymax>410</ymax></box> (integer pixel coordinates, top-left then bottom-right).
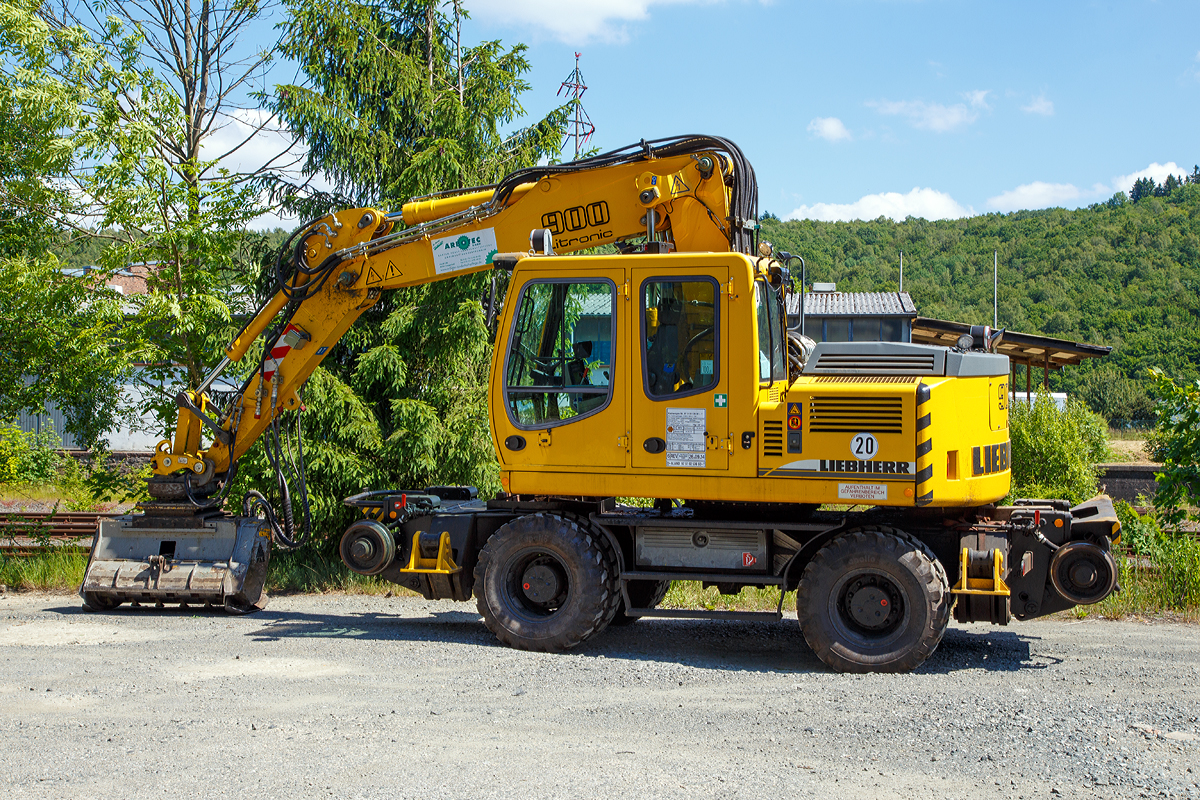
<box><xmin>850</xmin><ymin>433</ymin><xmax>878</xmax><ymax>461</ymax></box>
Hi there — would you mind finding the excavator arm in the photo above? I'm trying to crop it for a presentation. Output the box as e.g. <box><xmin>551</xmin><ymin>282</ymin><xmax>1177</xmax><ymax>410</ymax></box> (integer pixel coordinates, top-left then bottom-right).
<box><xmin>153</xmin><ymin>135</ymin><xmax>758</xmax><ymax>496</ymax></box>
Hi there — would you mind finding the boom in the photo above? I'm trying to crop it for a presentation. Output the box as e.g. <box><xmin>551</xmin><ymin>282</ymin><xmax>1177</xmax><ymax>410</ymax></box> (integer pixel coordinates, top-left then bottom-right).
<box><xmin>155</xmin><ymin>136</ymin><xmax>757</xmax><ymax>493</ymax></box>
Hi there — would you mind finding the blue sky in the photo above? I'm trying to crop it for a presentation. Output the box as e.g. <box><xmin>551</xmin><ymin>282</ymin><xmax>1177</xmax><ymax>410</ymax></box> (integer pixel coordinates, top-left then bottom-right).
<box><xmin>452</xmin><ymin>0</ymin><xmax>1200</xmax><ymax>222</ymax></box>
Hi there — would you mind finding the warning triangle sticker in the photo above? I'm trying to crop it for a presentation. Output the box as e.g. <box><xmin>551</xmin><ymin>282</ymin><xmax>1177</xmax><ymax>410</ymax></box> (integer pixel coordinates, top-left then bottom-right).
<box><xmin>671</xmin><ymin>175</ymin><xmax>691</xmax><ymax>196</ymax></box>
<box><xmin>788</xmin><ymin>403</ymin><xmax>802</xmax><ymax>416</ymax></box>
<box><xmin>366</xmin><ymin>265</ymin><xmax>383</xmax><ymax>285</ymax></box>
<box><xmin>384</xmin><ymin>260</ymin><xmax>402</xmax><ymax>280</ymax></box>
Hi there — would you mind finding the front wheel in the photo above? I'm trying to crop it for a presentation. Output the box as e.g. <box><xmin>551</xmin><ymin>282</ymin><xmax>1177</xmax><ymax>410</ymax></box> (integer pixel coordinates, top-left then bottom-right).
<box><xmin>474</xmin><ymin>513</ymin><xmax>620</xmax><ymax>652</ymax></box>
<box><xmin>796</xmin><ymin>527</ymin><xmax>950</xmax><ymax>673</ymax></box>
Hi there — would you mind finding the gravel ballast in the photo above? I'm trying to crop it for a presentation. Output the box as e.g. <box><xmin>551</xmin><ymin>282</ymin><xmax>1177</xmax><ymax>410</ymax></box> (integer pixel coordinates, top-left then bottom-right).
<box><xmin>1</xmin><ymin>593</ymin><xmax>1197</xmax><ymax>799</ymax></box>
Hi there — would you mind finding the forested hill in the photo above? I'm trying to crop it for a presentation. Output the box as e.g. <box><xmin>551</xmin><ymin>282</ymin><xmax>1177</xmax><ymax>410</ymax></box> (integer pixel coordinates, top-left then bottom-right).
<box><xmin>759</xmin><ymin>184</ymin><xmax>1200</xmax><ymax>391</ymax></box>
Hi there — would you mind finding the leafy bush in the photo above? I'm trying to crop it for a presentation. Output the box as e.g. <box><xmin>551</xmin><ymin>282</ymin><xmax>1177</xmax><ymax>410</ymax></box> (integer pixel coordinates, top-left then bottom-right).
<box><xmin>1147</xmin><ymin>369</ymin><xmax>1200</xmax><ymax>529</ymax></box>
<box><xmin>0</xmin><ymin>421</ymin><xmax>64</xmax><ymax>484</ymax></box>
<box><xmin>1008</xmin><ymin>391</ymin><xmax>1108</xmax><ymax>503</ymax></box>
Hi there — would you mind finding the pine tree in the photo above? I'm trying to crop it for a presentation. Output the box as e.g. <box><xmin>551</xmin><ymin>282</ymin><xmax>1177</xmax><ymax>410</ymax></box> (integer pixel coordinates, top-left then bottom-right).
<box><xmin>1130</xmin><ymin>177</ymin><xmax>1157</xmax><ymax>203</ymax></box>
<box><xmin>237</xmin><ymin>0</ymin><xmax>569</xmax><ymax>536</ymax></box>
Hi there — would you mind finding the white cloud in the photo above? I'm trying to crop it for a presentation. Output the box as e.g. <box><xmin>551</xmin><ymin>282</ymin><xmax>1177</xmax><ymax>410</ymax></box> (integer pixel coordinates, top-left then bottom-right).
<box><xmin>787</xmin><ymin>188</ymin><xmax>973</xmax><ymax>223</ymax></box>
<box><xmin>986</xmin><ymin>181</ymin><xmax>1084</xmax><ymax>212</ymax></box>
<box><xmin>464</xmin><ymin>0</ymin><xmax>707</xmax><ymax>43</ymax></box>
<box><xmin>199</xmin><ymin>108</ymin><xmax>304</xmax><ymax>179</ymax></box>
<box><xmin>963</xmin><ymin>89</ymin><xmax>990</xmax><ymax>109</ymax></box>
<box><xmin>1022</xmin><ymin>94</ymin><xmax>1054</xmax><ymax>116</ymax></box>
<box><xmin>807</xmin><ymin>117</ymin><xmax>851</xmax><ymax>142</ymax></box>
<box><xmin>867</xmin><ymin>96</ymin><xmax>983</xmax><ymax>133</ymax></box>
<box><xmin>1112</xmin><ymin>162</ymin><xmax>1188</xmax><ymax>194</ymax></box>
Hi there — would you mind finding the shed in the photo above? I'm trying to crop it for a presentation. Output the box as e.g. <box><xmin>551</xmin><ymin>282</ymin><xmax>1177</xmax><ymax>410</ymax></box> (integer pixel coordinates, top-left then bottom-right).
<box><xmin>785</xmin><ymin>287</ymin><xmax>917</xmax><ymax>343</ymax></box>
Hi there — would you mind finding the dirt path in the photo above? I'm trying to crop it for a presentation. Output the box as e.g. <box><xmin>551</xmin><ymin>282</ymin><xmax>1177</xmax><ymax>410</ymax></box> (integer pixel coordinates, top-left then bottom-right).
<box><xmin>1</xmin><ymin>593</ymin><xmax>1197</xmax><ymax>799</ymax></box>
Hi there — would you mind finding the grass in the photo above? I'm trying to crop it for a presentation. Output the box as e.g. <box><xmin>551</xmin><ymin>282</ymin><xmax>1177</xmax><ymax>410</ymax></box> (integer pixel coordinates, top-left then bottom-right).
<box><xmin>0</xmin><ymin>548</ymin><xmax>89</xmax><ymax>591</ymax></box>
<box><xmin>266</xmin><ymin>548</ymin><xmax>418</xmax><ymax>596</ymax></box>
<box><xmin>1071</xmin><ymin>544</ymin><xmax>1200</xmax><ymax>623</ymax></box>
<box><xmin>662</xmin><ymin>581</ymin><xmax>796</xmax><ymax>613</ymax></box>
<box><xmin>1108</xmin><ymin>426</ymin><xmax>1153</xmax><ymax>442</ymax></box>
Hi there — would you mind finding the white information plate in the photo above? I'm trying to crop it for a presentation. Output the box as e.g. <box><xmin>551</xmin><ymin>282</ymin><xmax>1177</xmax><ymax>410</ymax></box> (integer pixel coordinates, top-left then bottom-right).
<box><xmin>838</xmin><ymin>483</ymin><xmax>888</xmax><ymax>501</ymax></box>
<box><xmin>431</xmin><ymin>228</ymin><xmax>498</xmax><ymax>275</ymax></box>
<box><xmin>665</xmin><ymin>407</ymin><xmax>706</xmax><ymax>468</ymax></box>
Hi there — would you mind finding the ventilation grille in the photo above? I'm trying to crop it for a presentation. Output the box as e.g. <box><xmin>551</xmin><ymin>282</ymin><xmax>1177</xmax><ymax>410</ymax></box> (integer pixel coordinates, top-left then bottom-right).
<box><xmin>809</xmin><ymin>396</ymin><xmax>904</xmax><ymax>433</ymax></box>
<box><xmin>762</xmin><ymin>420</ymin><xmax>783</xmax><ymax>457</ymax></box>
<box><xmin>812</xmin><ymin>376</ymin><xmax>919</xmax><ymax>384</ymax></box>
<box><xmin>812</xmin><ymin>353</ymin><xmax>938</xmax><ymax>374</ymax></box>
<box><xmin>767</xmin><ymin>387</ymin><xmax>780</xmax><ymax>402</ymax></box>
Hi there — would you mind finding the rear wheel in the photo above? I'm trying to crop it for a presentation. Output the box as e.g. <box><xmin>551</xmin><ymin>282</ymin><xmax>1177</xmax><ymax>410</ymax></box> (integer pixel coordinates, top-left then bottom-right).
<box><xmin>610</xmin><ymin>579</ymin><xmax>670</xmax><ymax>626</ymax></box>
<box><xmin>796</xmin><ymin>527</ymin><xmax>950</xmax><ymax>673</ymax></box>
<box><xmin>474</xmin><ymin>513</ymin><xmax>620</xmax><ymax>652</ymax></box>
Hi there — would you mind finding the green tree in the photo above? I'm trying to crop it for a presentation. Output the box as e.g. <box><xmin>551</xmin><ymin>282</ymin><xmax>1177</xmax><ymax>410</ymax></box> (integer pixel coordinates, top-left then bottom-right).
<box><xmin>33</xmin><ymin>0</ymin><xmax>294</xmax><ymax>427</ymax></box>
<box><xmin>1147</xmin><ymin>369</ymin><xmax>1200</xmax><ymax>529</ymax></box>
<box><xmin>0</xmin><ymin>255</ymin><xmax>132</xmax><ymax>447</ymax></box>
<box><xmin>0</xmin><ymin>0</ymin><xmax>80</xmax><ymax>255</ymax></box>
<box><xmin>233</xmin><ymin>0</ymin><xmax>566</xmax><ymax>537</ymax></box>
<box><xmin>1077</xmin><ymin>366</ymin><xmax>1155</xmax><ymax>428</ymax></box>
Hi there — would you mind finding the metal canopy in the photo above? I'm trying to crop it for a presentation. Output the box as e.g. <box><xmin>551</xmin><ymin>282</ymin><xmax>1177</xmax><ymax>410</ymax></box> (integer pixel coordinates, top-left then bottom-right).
<box><xmin>910</xmin><ymin>316</ymin><xmax>1112</xmax><ymax>398</ymax></box>
<box><xmin>911</xmin><ymin>317</ymin><xmax>1111</xmax><ymax>366</ymax></box>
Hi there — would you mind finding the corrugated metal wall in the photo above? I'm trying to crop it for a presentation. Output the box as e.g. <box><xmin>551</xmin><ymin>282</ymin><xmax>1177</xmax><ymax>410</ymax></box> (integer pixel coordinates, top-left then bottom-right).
<box><xmin>15</xmin><ymin>400</ymin><xmax>82</xmax><ymax>450</ymax></box>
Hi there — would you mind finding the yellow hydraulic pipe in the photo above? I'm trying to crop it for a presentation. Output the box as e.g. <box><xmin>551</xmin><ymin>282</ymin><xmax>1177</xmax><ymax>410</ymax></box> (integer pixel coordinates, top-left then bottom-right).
<box><xmin>402</xmin><ymin>183</ymin><xmax>537</xmax><ymax>226</ymax></box>
<box><xmin>226</xmin><ymin>289</ymin><xmax>290</xmax><ymax>362</ymax></box>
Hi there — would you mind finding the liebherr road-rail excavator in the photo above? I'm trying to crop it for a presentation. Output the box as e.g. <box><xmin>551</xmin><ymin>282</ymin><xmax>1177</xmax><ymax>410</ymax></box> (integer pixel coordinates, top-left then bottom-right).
<box><xmin>80</xmin><ymin>135</ymin><xmax>1120</xmax><ymax>672</ymax></box>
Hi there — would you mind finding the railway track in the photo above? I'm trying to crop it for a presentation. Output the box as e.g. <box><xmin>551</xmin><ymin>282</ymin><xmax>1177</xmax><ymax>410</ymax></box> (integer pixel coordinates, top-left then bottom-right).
<box><xmin>0</xmin><ymin>511</ymin><xmax>115</xmax><ymax>557</ymax></box>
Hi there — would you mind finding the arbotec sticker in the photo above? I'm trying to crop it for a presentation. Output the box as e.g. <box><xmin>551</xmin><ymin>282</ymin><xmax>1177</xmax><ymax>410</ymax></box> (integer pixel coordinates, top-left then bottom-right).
<box><xmin>431</xmin><ymin>227</ymin><xmax>499</xmax><ymax>275</ymax></box>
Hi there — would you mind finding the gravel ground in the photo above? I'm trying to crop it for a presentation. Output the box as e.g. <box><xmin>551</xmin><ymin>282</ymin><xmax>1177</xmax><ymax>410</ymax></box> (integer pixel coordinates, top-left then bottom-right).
<box><xmin>0</xmin><ymin>592</ymin><xmax>1197</xmax><ymax>800</ymax></box>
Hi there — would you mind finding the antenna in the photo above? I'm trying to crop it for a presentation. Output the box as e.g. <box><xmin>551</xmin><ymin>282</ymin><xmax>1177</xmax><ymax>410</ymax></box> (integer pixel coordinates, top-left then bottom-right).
<box><xmin>557</xmin><ymin>52</ymin><xmax>595</xmax><ymax>159</ymax></box>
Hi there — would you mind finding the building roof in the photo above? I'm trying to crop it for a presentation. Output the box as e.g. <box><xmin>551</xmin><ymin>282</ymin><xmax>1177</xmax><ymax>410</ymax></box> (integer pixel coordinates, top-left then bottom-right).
<box><xmin>910</xmin><ymin>317</ymin><xmax>1111</xmax><ymax>368</ymax></box>
<box><xmin>785</xmin><ymin>291</ymin><xmax>917</xmax><ymax>318</ymax></box>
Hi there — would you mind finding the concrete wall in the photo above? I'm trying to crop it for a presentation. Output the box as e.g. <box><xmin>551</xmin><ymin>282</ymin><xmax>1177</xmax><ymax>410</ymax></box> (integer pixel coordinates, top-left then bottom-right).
<box><xmin>1097</xmin><ymin>463</ymin><xmax>1159</xmax><ymax>504</ymax></box>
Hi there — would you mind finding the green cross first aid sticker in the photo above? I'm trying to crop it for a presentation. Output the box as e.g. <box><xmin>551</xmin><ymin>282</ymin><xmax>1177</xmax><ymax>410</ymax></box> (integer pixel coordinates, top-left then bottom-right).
<box><xmin>714</xmin><ymin>394</ymin><xmax>728</xmax><ymax>408</ymax></box>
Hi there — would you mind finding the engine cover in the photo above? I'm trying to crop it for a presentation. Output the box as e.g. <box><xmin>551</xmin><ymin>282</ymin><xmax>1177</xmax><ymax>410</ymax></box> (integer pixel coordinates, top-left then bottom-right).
<box><xmin>635</xmin><ymin>527</ymin><xmax>767</xmax><ymax>572</ymax></box>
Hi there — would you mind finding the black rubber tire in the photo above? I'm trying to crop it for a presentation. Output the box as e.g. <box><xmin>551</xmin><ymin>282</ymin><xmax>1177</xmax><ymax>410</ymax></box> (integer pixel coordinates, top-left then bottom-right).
<box><xmin>610</xmin><ymin>579</ymin><xmax>671</xmax><ymax>626</ymax></box>
<box><xmin>795</xmin><ymin>526</ymin><xmax>950</xmax><ymax>673</ymax></box>
<box><xmin>474</xmin><ymin>512</ymin><xmax>620</xmax><ymax>652</ymax></box>
<box><xmin>81</xmin><ymin>592</ymin><xmax>123</xmax><ymax>611</ymax></box>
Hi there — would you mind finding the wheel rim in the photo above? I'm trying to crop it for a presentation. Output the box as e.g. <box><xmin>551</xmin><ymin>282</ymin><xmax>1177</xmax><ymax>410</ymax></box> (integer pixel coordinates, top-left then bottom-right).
<box><xmin>500</xmin><ymin>547</ymin><xmax>571</xmax><ymax>622</ymax></box>
<box><xmin>830</xmin><ymin>569</ymin><xmax>910</xmax><ymax>648</ymax></box>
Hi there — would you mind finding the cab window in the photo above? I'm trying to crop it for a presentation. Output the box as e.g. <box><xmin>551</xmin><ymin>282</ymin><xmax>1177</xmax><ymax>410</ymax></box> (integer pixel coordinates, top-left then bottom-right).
<box><xmin>755</xmin><ymin>280</ymin><xmax>787</xmax><ymax>383</ymax></box>
<box><xmin>505</xmin><ymin>280</ymin><xmax>614</xmax><ymax>428</ymax></box>
<box><xmin>641</xmin><ymin>278</ymin><xmax>718</xmax><ymax>399</ymax></box>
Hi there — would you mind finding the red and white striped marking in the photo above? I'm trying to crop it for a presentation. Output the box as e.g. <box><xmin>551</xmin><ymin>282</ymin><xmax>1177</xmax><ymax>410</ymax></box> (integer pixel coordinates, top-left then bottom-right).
<box><xmin>261</xmin><ymin>324</ymin><xmax>302</xmax><ymax>383</ymax></box>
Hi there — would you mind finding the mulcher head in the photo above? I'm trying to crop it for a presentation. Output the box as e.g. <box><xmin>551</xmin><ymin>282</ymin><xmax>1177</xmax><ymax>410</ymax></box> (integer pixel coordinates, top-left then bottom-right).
<box><xmin>79</xmin><ymin>506</ymin><xmax>271</xmax><ymax>613</ymax></box>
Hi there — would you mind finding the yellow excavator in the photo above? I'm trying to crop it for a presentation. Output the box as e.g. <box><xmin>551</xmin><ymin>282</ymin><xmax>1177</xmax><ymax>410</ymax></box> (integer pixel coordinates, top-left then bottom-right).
<box><xmin>80</xmin><ymin>135</ymin><xmax>1120</xmax><ymax>672</ymax></box>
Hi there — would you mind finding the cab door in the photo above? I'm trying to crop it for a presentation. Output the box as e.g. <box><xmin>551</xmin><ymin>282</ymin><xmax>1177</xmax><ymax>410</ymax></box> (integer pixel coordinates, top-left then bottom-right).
<box><xmin>630</xmin><ymin>266</ymin><xmax>729</xmax><ymax>472</ymax></box>
<box><xmin>494</xmin><ymin>268</ymin><xmax>628</xmax><ymax>469</ymax></box>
